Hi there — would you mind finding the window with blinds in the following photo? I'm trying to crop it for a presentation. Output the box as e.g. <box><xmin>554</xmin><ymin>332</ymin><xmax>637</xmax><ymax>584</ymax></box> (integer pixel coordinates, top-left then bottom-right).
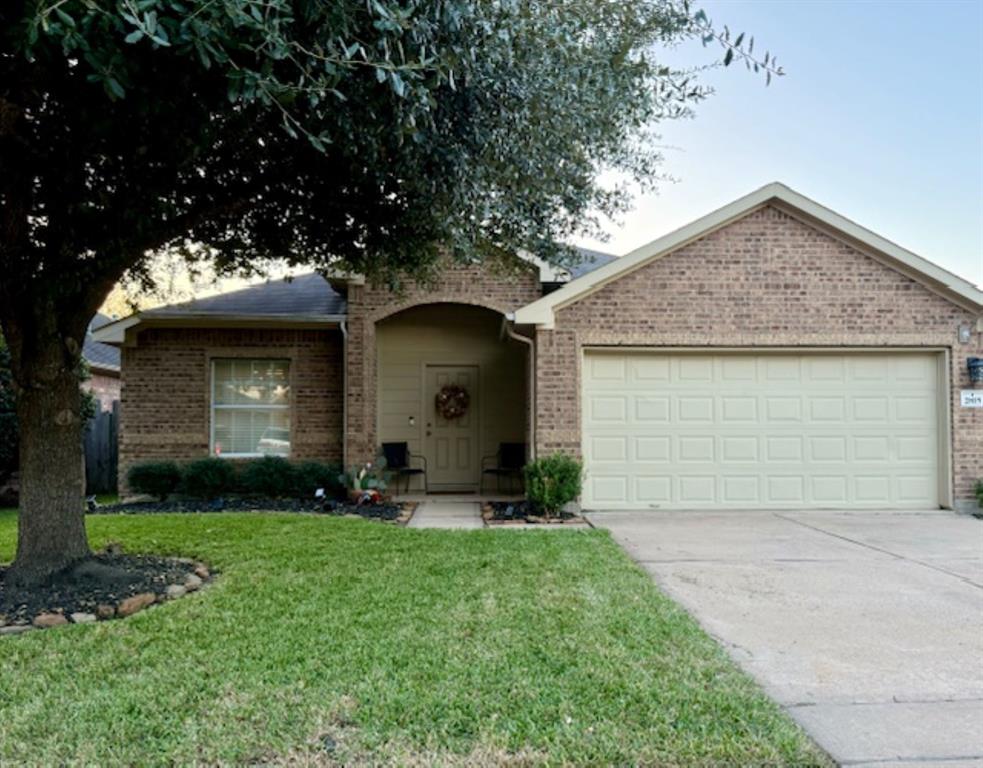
<box><xmin>210</xmin><ymin>359</ymin><xmax>291</xmax><ymax>457</ymax></box>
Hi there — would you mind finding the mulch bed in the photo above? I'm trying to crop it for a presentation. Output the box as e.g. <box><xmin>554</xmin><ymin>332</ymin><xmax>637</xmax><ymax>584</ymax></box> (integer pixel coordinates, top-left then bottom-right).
<box><xmin>91</xmin><ymin>498</ymin><xmax>416</xmax><ymax>525</ymax></box>
<box><xmin>482</xmin><ymin>501</ymin><xmax>589</xmax><ymax>527</ymax></box>
<box><xmin>0</xmin><ymin>551</ymin><xmax>206</xmax><ymax>632</ymax></box>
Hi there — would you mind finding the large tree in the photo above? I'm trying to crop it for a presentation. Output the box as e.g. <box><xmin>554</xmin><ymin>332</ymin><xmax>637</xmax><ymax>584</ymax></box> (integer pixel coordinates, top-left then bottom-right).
<box><xmin>0</xmin><ymin>0</ymin><xmax>777</xmax><ymax>584</ymax></box>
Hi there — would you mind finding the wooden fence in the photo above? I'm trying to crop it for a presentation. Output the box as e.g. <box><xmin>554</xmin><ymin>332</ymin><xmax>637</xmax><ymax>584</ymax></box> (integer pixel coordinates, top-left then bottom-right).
<box><xmin>84</xmin><ymin>401</ymin><xmax>119</xmax><ymax>495</ymax></box>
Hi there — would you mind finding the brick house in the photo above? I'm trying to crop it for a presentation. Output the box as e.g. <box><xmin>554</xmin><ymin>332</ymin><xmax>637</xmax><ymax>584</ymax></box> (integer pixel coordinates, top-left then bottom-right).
<box><xmin>94</xmin><ymin>184</ymin><xmax>983</xmax><ymax>511</ymax></box>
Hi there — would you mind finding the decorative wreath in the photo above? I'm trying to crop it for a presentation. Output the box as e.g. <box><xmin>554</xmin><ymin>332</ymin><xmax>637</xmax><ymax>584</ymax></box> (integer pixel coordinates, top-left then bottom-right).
<box><xmin>435</xmin><ymin>384</ymin><xmax>470</xmax><ymax>420</ymax></box>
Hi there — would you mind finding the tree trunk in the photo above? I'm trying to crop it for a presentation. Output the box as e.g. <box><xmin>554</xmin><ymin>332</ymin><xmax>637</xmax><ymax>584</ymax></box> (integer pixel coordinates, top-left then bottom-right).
<box><xmin>4</xmin><ymin>337</ymin><xmax>91</xmax><ymax>586</ymax></box>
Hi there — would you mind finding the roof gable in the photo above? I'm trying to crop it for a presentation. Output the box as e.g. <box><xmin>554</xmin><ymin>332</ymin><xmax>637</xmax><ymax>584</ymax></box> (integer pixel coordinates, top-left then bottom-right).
<box><xmin>512</xmin><ymin>183</ymin><xmax>983</xmax><ymax>327</ymax></box>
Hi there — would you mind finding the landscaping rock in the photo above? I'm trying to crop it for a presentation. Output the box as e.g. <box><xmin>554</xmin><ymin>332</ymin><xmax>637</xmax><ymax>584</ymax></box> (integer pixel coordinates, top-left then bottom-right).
<box><xmin>117</xmin><ymin>592</ymin><xmax>156</xmax><ymax>617</ymax></box>
<box><xmin>95</xmin><ymin>604</ymin><xmax>116</xmax><ymax>620</ymax></box>
<box><xmin>0</xmin><ymin>614</ymin><xmax>7</xmax><ymax>627</ymax></box>
<box><xmin>33</xmin><ymin>613</ymin><xmax>68</xmax><ymax>629</ymax></box>
<box><xmin>70</xmin><ymin>612</ymin><xmax>97</xmax><ymax>624</ymax></box>
<box><xmin>184</xmin><ymin>573</ymin><xmax>203</xmax><ymax>592</ymax></box>
<box><xmin>193</xmin><ymin>563</ymin><xmax>210</xmax><ymax>580</ymax></box>
<box><xmin>165</xmin><ymin>584</ymin><xmax>187</xmax><ymax>600</ymax></box>
<box><xmin>0</xmin><ymin>624</ymin><xmax>33</xmax><ymax>636</ymax></box>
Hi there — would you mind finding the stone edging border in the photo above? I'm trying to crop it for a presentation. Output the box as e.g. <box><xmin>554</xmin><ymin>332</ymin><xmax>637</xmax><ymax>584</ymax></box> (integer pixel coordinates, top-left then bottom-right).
<box><xmin>0</xmin><ymin>558</ymin><xmax>214</xmax><ymax>637</ymax></box>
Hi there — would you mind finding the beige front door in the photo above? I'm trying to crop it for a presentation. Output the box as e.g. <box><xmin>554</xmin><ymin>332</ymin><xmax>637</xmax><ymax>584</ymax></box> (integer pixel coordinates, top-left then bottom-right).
<box><xmin>425</xmin><ymin>365</ymin><xmax>479</xmax><ymax>489</ymax></box>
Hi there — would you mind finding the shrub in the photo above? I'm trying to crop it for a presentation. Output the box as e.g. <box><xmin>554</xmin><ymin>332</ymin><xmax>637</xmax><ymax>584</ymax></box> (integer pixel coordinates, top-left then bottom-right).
<box><xmin>180</xmin><ymin>458</ymin><xmax>238</xmax><ymax>499</ymax></box>
<box><xmin>240</xmin><ymin>456</ymin><xmax>297</xmax><ymax>498</ymax></box>
<box><xmin>127</xmin><ymin>461</ymin><xmax>181</xmax><ymax>500</ymax></box>
<box><xmin>976</xmin><ymin>480</ymin><xmax>983</xmax><ymax>509</ymax></box>
<box><xmin>294</xmin><ymin>461</ymin><xmax>344</xmax><ymax>499</ymax></box>
<box><xmin>524</xmin><ymin>452</ymin><xmax>583</xmax><ymax>518</ymax></box>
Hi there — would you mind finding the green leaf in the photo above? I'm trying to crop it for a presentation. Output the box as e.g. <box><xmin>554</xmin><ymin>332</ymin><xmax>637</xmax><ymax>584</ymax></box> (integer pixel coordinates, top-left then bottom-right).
<box><xmin>723</xmin><ymin>48</ymin><xmax>733</xmax><ymax>66</ymax></box>
<box><xmin>124</xmin><ymin>30</ymin><xmax>145</xmax><ymax>44</ymax></box>
<box><xmin>390</xmin><ymin>71</ymin><xmax>405</xmax><ymax>97</ymax></box>
<box><xmin>105</xmin><ymin>77</ymin><xmax>126</xmax><ymax>99</ymax></box>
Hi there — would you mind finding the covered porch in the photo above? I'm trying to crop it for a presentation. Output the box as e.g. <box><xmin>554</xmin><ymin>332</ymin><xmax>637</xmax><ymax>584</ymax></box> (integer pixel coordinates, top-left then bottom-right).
<box><xmin>372</xmin><ymin>303</ymin><xmax>531</xmax><ymax>493</ymax></box>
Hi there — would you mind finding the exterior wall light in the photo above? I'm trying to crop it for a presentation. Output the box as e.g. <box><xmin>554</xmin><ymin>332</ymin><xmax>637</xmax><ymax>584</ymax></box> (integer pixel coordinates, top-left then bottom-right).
<box><xmin>958</xmin><ymin>324</ymin><xmax>972</xmax><ymax>344</ymax></box>
<box><xmin>969</xmin><ymin>357</ymin><xmax>983</xmax><ymax>384</ymax></box>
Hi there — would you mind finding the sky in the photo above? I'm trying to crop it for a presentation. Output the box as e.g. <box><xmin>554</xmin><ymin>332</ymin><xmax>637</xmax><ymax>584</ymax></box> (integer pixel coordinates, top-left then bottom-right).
<box><xmin>576</xmin><ymin>0</ymin><xmax>983</xmax><ymax>288</ymax></box>
<box><xmin>104</xmin><ymin>0</ymin><xmax>983</xmax><ymax>313</ymax></box>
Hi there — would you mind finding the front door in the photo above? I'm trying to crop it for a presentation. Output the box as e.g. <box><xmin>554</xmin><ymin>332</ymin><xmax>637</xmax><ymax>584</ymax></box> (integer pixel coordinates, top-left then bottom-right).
<box><xmin>424</xmin><ymin>365</ymin><xmax>479</xmax><ymax>490</ymax></box>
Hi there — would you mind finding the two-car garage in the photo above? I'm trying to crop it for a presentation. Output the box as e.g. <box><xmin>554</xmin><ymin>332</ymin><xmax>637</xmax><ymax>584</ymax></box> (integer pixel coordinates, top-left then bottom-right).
<box><xmin>581</xmin><ymin>350</ymin><xmax>946</xmax><ymax>510</ymax></box>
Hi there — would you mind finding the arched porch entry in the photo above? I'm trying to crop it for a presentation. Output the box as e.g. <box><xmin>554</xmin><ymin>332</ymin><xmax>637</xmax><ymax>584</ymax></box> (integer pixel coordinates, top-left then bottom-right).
<box><xmin>375</xmin><ymin>303</ymin><xmax>530</xmax><ymax>492</ymax></box>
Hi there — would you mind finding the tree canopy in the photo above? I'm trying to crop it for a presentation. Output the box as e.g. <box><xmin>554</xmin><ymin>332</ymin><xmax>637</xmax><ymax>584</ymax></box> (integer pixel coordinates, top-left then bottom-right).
<box><xmin>0</xmin><ymin>0</ymin><xmax>777</xmax><ymax>582</ymax></box>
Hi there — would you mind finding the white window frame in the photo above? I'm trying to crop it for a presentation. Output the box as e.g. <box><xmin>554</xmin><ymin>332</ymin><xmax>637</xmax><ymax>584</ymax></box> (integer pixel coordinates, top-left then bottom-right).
<box><xmin>209</xmin><ymin>358</ymin><xmax>291</xmax><ymax>459</ymax></box>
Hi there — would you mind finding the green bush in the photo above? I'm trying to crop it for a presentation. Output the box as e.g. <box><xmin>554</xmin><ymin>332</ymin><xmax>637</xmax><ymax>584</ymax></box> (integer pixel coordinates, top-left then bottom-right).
<box><xmin>180</xmin><ymin>458</ymin><xmax>238</xmax><ymax>499</ymax></box>
<box><xmin>127</xmin><ymin>461</ymin><xmax>181</xmax><ymax>500</ymax></box>
<box><xmin>240</xmin><ymin>456</ymin><xmax>297</xmax><ymax>498</ymax></box>
<box><xmin>976</xmin><ymin>480</ymin><xmax>983</xmax><ymax>509</ymax></box>
<box><xmin>524</xmin><ymin>452</ymin><xmax>583</xmax><ymax>518</ymax></box>
<box><xmin>294</xmin><ymin>461</ymin><xmax>344</xmax><ymax>499</ymax></box>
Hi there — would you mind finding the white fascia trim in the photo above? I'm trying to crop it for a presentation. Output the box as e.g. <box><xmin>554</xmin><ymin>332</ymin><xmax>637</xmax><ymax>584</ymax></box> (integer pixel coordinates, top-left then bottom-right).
<box><xmin>91</xmin><ymin>313</ymin><xmax>347</xmax><ymax>344</ymax></box>
<box><xmin>513</xmin><ymin>182</ymin><xmax>983</xmax><ymax>327</ymax></box>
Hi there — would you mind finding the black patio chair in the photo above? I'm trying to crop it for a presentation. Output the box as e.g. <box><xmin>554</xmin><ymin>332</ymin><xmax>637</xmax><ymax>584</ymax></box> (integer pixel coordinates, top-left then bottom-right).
<box><xmin>380</xmin><ymin>442</ymin><xmax>428</xmax><ymax>494</ymax></box>
<box><xmin>480</xmin><ymin>442</ymin><xmax>526</xmax><ymax>495</ymax></box>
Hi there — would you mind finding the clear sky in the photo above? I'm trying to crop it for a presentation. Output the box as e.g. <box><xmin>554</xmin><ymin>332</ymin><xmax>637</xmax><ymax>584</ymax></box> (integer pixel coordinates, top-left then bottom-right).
<box><xmin>575</xmin><ymin>0</ymin><xmax>983</xmax><ymax>288</ymax></box>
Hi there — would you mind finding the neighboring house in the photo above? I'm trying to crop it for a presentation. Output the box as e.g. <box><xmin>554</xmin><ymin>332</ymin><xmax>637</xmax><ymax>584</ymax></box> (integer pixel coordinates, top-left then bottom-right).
<box><xmin>94</xmin><ymin>183</ymin><xmax>983</xmax><ymax>512</ymax></box>
<box><xmin>83</xmin><ymin>313</ymin><xmax>121</xmax><ymax>411</ymax></box>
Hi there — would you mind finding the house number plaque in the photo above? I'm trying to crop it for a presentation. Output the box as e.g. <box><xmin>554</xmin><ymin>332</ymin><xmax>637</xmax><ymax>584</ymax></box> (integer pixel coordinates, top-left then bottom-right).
<box><xmin>960</xmin><ymin>390</ymin><xmax>983</xmax><ymax>408</ymax></box>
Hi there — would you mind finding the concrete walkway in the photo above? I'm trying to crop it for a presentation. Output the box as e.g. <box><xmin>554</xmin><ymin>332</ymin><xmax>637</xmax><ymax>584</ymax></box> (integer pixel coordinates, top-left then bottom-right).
<box><xmin>589</xmin><ymin>510</ymin><xmax>983</xmax><ymax>768</ymax></box>
<box><xmin>407</xmin><ymin>500</ymin><xmax>484</xmax><ymax>529</ymax></box>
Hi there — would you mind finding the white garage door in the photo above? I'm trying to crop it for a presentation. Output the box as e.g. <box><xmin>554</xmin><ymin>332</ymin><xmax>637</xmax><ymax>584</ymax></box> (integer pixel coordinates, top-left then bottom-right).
<box><xmin>582</xmin><ymin>351</ymin><xmax>942</xmax><ymax>510</ymax></box>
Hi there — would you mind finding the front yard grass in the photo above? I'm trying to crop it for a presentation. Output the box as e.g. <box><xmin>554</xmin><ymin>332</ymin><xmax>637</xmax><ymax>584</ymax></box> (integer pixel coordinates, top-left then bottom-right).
<box><xmin>0</xmin><ymin>509</ymin><xmax>830</xmax><ymax>766</ymax></box>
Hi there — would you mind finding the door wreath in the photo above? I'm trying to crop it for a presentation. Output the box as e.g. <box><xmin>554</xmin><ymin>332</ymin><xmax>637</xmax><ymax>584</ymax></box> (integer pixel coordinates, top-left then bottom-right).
<box><xmin>435</xmin><ymin>384</ymin><xmax>470</xmax><ymax>420</ymax></box>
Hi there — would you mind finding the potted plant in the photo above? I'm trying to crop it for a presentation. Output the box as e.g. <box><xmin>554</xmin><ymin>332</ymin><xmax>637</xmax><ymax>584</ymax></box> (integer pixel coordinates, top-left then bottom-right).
<box><xmin>339</xmin><ymin>459</ymin><xmax>388</xmax><ymax>505</ymax></box>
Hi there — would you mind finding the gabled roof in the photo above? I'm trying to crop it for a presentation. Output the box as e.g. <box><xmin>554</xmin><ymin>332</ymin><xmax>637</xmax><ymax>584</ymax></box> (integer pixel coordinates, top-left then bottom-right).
<box><xmin>93</xmin><ymin>273</ymin><xmax>347</xmax><ymax>344</ymax></box>
<box><xmin>512</xmin><ymin>182</ymin><xmax>983</xmax><ymax>328</ymax></box>
<box><xmin>83</xmin><ymin>313</ymin><xmax>121</xmax><ymax>373</ymax></box>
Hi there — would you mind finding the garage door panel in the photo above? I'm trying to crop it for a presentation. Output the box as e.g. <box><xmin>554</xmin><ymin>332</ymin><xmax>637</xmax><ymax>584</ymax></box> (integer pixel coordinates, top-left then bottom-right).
<box><xmin>635</xmin><ymin>436</ymin><xmax>670</xmax><ymax>462</ymax></box>
<box><xmin>636</xmin><ymin>475</ymin><xmax>672</xmax><ymax>503</ymax></box>
<box><xmin>722</xmin><ymin>475</ymin><xmax>760</xmax><ymax>504</ymax></box>
<box><xmin>679</xmin><ymin>475</ymin><xmax>716</xmax><ymax>503</ymax></box>
<box><xmin>678</xmin><ymin>397</ymin><xmax>714</xmax><ymax>422</ymax></box>
<box><xmin>582</xmin><ymin>351</ymin><xmax>941</xmax><ymax>510</ymax></box>
<box><xmin>634</xmin><ymin>396</ymin><xmax>670</xmax><ymax>422</ymax></box>
<box><xmin>721</xmin><ymin>436</ymin><xmax>758</xmax><ymax>462</ymax></box>
<box><xmin>721</xmin><ymin>397</ymin><xmax>758</xmax><ymax>422</ymax></box>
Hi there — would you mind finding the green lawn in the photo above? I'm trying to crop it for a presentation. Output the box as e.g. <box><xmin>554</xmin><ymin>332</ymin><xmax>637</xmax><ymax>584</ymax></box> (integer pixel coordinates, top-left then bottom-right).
<box><xmin>0</xmin><ymin>509</ymin><xmax>830</xmax><ymax>766</ymax></box>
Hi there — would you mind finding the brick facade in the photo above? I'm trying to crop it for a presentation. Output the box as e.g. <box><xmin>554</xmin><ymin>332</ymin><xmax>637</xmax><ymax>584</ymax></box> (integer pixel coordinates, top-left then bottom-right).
<box><xmin>84</xmin><ymin>371</ymin><xmax>121</xmax><ymax>411</ymax></box>
<box><xmin>119</xmin><ymin>327</ymin><xmax>343</xmax><ymax>491</ymax></box>
<box><xmin>344</xmin><ymin>261</ymin><xmax>541</xmax><ymax>465</ymax></box>
<box><xmin>535</xmin><ymin>205</ymin><xmax>982</xmax><ymax>509</ymax></box>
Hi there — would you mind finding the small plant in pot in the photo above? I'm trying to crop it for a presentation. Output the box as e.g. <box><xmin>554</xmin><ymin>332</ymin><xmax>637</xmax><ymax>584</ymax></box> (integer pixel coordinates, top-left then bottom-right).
<box><xmin>339</xmin><ymin>459</ymin><xmax>388</xmax><ymax>506</ymax></box>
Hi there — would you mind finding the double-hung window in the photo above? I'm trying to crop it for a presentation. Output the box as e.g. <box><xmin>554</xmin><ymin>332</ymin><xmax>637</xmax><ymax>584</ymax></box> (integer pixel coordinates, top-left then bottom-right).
<box><xmin>210</xmin><ymin>359</ymin><xmax>291</xmax><ymax>457</ymax></box>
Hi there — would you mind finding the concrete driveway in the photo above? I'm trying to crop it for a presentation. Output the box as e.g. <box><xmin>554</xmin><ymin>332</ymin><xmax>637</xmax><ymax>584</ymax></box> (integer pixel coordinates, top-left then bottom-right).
<box><xmin>588</xmin><ymin>510</ymin><xmax>983</xmax><ymax>767</ymax></box>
